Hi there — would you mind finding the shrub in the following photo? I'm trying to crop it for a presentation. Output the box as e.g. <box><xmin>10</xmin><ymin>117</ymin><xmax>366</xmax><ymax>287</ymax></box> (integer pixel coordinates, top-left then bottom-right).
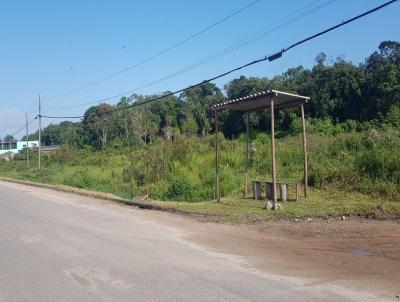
<box><xmin>1</xmin><ymin>131</ymin><xmax>399</xmax><ymax>202</ymax></box>
<box><xmin>64</xmin><ymin>169</ymin><xmax>91</xmax><ymax>188</ymax></box>
<box><xmin>163</xmin><ymin>174</ymin><xmax>215</xmax><ymax>202</ymax></box>
<box><xmin>309</xmin><ymin>117</ymin><xmax>343</xmax><ymax>135</ymax></box>
<box><xmin>166</xmin><ymin>177</ymin><xmax>195</xmax><ymax>202</ymax></box>
<box><xmin>49</xmin><ymin>145</ymin><xmax>76</xmax><ymax>163</ymax></box>
<box><xmin>385</xmin><ymin>105</ymin><xmax>400</xmax><ymax>128</ymax></box>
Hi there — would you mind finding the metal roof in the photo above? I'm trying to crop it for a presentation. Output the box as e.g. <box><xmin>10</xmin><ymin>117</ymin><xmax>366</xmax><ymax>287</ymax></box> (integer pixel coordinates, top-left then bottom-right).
<box><xmin>213</xmin><ymin>90</ymin><xmax>310</xmax><ymax>112</ymax></box>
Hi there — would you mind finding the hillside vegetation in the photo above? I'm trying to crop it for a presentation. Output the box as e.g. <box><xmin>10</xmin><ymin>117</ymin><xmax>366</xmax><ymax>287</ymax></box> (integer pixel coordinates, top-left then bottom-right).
<box><xmin>2</xmin><ymin>125</ymin><xmax>400</xmax><ymax>200</ymax></box>
<box><xmin>1</xmin><ymin>41</ymin><xmax>399</xmax><ymax>220</ymax></box>
<box><xmin>1</xmin><ymin>123</ymin><xmax>399</xmax><ymax>221</ymax></box>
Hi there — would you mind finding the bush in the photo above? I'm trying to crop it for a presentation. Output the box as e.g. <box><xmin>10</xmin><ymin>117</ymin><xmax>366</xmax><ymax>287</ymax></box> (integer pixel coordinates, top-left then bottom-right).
<box><xmin>385</xmin><ymin>105</ymin><xmax>400</xmax><ymax>128</ymax></box>
<box><xmin>166</xmin><ymin>177</ymin><xmax>195</xmax><ymax>201</ymax></box>
<box><xmin>49</xmin><ymin>145</ymin><xmax>76</xmax><ymax>163</ymax></box>
<box><xmin>1</xmin><ymin>131</ymin><xmax>399</xmax><ymax>202</ymax></box>
<box><xmin>356</xmin><ymin>146</ymin><xmax>400</xmax><ymax>184</ymax></box>
<box><xmin>309</xmin><ymin>117</ymin><xmax>344</xmax><ymax>135</ymax></box>
<box><xmin>64</xmin><ymin>169</ymin><xmax>91</xmax><ymax>188</ymax></box>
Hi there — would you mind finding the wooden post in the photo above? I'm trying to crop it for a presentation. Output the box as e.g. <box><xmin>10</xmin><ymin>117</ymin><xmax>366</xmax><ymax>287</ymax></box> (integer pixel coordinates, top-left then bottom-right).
<box><xmin>26</xmin><ymin>113</ymin><xmax>29</xmax><ymax>168</ymax></box>
<box><xmin>279</xmin><ymin>183</ymin><xmax>288</xmax><ymax>202</ymax></box>
<box><xmin>244</xmin><ymin>112</ymin><xmax>250</xmax><ymax>197</ymax></box>
<box><xmin>253</xmin><ymin>181</ymin><xmax>261</xmax><ymax>200</ymax></box>
<box><xmin>215</xmin><ymin>109</ymin><xmax>220</xmax><ymax>203</ymax></box>
<box><xmin>266</xmin><ymin>182</ymin><xmax>274</xmax><ymax>200</ymax></box>
<box><xmin>270</xmin><ymin>97</ymin><xmax>277</xmax><ymax>208</ymax></box>
<box><xmin>300</xmin><ymin>103</ymin><xmax>308</xmax><ymax>197</ymax></box>
<box><xmin>38</xmin><ymin>94</ymin><xmax>42</xmax><ymax>172</ymax></box>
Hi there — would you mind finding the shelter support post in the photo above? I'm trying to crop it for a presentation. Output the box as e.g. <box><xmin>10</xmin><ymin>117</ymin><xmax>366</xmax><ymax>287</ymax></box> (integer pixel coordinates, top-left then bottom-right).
<box><xmin>300</xmin><ymin>103</ymin><xmax>308</xmax><ymax>197</ymax></box>
<box><xmin>270</xmin><ymin>97</ymin><xmax>277</xmax><ymax>208</ymax></box>
<box><xmin>26</xmin><ymin>113</ymin><xmax>29</xmax><ymax>168</ymax></box>
<box><xmin>215</xmin><ymin>109</ymin><xmax>221</xmax><ymax>203</ymax></box>
<box><xmin>244</xmin><ymin>113</ymin><xmax>250</xmax><ymax>197</ymax></box>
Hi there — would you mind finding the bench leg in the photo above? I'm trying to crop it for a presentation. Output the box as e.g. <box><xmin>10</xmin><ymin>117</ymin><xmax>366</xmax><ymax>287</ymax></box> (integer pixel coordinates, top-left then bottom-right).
<box><xmin>253</xmin><ymin>182</ymin><xmax>261</xmax><ymax>200</ymax></box>
<box><xmin>280</xmin><ymin>183</ymin><xmax>288</xmax><ymax>202</ymax></box>
<box><xmin>266</xmin><ymin>183</ymin><xmax>273</xmax><ymax>200</ymax></box>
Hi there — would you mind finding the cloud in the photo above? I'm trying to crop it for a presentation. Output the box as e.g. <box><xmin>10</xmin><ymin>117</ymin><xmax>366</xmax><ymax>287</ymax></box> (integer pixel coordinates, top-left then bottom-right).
<box><xmin>0</xmin><ymin>108</ymin><xmax>26</xmax><ymax>138</ymax></box>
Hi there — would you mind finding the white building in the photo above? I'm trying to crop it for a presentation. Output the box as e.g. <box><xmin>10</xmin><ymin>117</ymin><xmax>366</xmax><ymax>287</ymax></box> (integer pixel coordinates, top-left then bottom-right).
<box><xmin>0</xmin><ymin>140</ymin><xmax>39</xmax><ymax>155</ymax></box>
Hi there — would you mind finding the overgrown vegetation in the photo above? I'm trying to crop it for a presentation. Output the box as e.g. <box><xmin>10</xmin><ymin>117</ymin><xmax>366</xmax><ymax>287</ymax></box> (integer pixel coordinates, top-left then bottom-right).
<box><xmin>1</xmin><ymin>41</ymin><xmax>399</xmax><ymax>219</ymax></box>
<box><xmin>1</xmin><ymin>123</ymin><xmax>399</xmax><ymax>203</ymax></box>
<box><xmin>16</xmin><ymin>41</ymin><xmax>400</xmax><ymax>148</ymax></box>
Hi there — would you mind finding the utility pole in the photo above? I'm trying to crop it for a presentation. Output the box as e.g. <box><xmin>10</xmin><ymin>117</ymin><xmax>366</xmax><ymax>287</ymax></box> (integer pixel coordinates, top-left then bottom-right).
<box><xmin>26</xmin><ymin>113</ymin><xmax>29</xmax><ymax>168</ymax></box>
<box><xmin>38</xmin><ymin>94</ymin><xmax>41</xmax><ymax>171</ymax></box>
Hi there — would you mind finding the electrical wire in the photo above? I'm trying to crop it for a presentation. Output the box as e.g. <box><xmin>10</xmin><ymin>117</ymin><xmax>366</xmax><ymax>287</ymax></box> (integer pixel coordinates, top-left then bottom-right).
<box><xmin>42</xmin><ymin>0</ymin><xmax>262</xmax><ymax>102</ymax></box>
<box><xmin>0</xmin><ymin>102</ymin><xmax>37</xmax><ymax>135</ymax></box>
<box><xmin>42</xmin><ymin>56</ymin><xmax>268</xmax><ymax>119</ymax></box>
<box><xmin>283</xmin><ymin>0</ymin><xmax>398</xmax><ymax>52</ymax></box>
<box><xmin>42</xmin><ymin>0</ymin><xmax>399</xmax><ymax>120</ymax></box>
<box><xmin>106</xmin><ymin>0</ymin><xmax>339</xmax><ymax>102</ymax></box>
<box><xmin>4</xmin><ymin>115</ymin><xmax>38</xmax><ymax>138</ymax></box>
<box><xmin>47</xmin><ymin>0</ymin><xmax>336</xmax><ymax>111</ymax></box>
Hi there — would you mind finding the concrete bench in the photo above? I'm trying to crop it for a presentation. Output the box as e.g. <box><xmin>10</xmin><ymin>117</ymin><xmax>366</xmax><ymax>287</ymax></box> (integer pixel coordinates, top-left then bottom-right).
<box><xmin>252</xmin><ymin>180</ymin><xmax>300</xmax><ymax>202</ymax></box>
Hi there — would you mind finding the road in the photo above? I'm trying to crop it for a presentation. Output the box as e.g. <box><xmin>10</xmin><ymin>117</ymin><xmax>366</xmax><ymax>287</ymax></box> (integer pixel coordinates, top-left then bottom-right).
<box><xmin>0</xmin><ymin>181</ymin><xmax>391</xmax><ymax>301</ymax></box>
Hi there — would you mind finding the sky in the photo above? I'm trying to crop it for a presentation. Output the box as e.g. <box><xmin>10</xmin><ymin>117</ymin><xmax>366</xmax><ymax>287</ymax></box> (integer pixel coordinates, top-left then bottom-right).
<box><xmin>0</xmin><ymin>0</ymin><xmax>399</xmax><ymax>139</ymax></box>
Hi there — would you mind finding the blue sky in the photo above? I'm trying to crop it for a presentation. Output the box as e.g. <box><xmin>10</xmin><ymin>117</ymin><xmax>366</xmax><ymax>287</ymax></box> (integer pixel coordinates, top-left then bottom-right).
<box><xmin>1</xmin><ymin>0</ymin><xmax>399</xmax><ymax>138</ymax></box>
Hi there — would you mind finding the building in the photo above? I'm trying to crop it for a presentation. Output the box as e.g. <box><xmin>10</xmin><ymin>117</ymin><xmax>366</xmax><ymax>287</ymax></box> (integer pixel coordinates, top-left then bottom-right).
<box><xmin>0</xmin><ymin>140</ymin><xmax>39</xmax><ymax>155</ymax></box>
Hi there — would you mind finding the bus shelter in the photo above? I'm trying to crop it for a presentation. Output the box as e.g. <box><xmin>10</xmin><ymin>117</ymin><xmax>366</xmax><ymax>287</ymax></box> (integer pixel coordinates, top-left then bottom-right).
<box><xmin>212</xmin><ymin>90</ymin><xmax>310</xmax><ymax>209</ymax></box>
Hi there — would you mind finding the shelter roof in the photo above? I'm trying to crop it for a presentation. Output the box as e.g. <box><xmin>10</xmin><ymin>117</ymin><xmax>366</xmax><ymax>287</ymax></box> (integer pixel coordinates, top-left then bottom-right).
<box><xmin>213</xmin><ymin>90</ymin><xmax>310</xmax><ymax>112</ymax></box>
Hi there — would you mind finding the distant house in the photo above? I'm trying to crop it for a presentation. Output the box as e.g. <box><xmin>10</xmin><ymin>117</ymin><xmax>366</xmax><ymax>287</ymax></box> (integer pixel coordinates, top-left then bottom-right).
<box><xmin>0</xmin><ymin>140</ymin><xmax>39</xmax><ymax>156</ymax></box>
<box><xmin>32</xmin><ymin>145</ymin><xmax>60</xmax><ymax>153</ymax></box>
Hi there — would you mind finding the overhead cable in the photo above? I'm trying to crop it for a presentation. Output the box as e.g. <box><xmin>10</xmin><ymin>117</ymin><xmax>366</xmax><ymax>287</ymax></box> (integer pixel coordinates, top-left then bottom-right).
<box><xmin>42</xmin><ymin>0</ymin><xmax>399</xmax><ymax>120</ymax></box>
<box><xmin>42</xmin><ymin>0</ymin><xmax>262</xmax><ymax>102</ymax></box>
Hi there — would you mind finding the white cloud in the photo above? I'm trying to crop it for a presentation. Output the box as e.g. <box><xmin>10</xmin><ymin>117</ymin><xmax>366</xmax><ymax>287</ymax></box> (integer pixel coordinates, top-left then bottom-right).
<box><xmin>0</xmin><ymin>108</ymin><xmax>26</xmax><ymax>139</ymax></box>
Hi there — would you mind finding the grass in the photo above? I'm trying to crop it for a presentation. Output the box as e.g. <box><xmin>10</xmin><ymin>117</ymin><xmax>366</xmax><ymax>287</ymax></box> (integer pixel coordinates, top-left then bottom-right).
<box><xmin>2</xmin><ymin>175</ymin><xmax>398</xmax><ymax>224</ymax></box>
<box><xmin>149</xmin><ymin>187</ymin><xmax>400</xmax><ymax>223</ymax></box>
<box><xmin>1</xmin><ymin>128</ymin><xmax>399</xmax><ymax>223</ymax></box>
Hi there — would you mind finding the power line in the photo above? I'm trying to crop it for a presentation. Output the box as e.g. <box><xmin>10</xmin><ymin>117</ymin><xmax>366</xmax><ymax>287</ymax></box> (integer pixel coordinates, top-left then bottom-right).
<box><xmin>42</xmin><ymin>0</ymin><xmax>262</xmax><ymax>102</ymax></box>
<box><xmin>108</xmin><ymin>0</ymin><xmax>339</xmax><ymax>101</ymax></box>
<box><xmin>47</xmin><ymin>0</ymin><xmax>337</xmax><ymax>111</ymax></box>
<box><xmin>283</xmin><ymin>0</ymin><xmax>398</xmax><ymax>52</ymax></box>
<box><xmin>41</xmin><ymin>115</ymin><xmax>83</xmax><ymax>119</ymax></box>
<box><xmin>42</xmin><ymin>0</ymin><xmax>399</xmax><ymax>121</ymax></box>
<box><xmin>6</xmin><ymin>116</ymin><xmax>38</xmax><ymax>138</ymax></box>
<box><xmin>1</xmin><ymin>119</ymin><xmax>27</xmax><ymax>137</ymax></box>
<box><xmin>0</xmin><ymin>102</ymin><xmax>37</xmax><ymax>136</ymax></box>
<box><xmin>43</xmin><ymin>57</ymin><xmax>268</xmax><ymax>119</ymax></box>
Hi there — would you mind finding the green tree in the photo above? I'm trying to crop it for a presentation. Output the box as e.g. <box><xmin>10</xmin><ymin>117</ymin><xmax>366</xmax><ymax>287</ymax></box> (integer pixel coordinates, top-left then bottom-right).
<box><xmin>3</xmin><ymin>134</ymin><xmax>16</xmax><ymax>142</ymax></box>
<box><xmin>83</xmin><ymin>103</ymin><xmax>114</xmax><ymax>148</ymax></box>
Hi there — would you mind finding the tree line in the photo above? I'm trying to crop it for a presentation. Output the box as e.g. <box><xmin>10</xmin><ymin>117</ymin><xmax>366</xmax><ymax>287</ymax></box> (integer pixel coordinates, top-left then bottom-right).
<box><xmin>20</xmin><ymin>40</ymin><xmax>400</xmax><ymax>149</ymax></box>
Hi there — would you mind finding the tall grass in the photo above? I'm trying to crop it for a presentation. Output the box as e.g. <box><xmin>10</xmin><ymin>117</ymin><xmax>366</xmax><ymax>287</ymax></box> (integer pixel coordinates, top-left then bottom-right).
<box><xmin>1</xmin><ymin>127</ymin><xmax>399</xmax><ymax>202</ymax></box>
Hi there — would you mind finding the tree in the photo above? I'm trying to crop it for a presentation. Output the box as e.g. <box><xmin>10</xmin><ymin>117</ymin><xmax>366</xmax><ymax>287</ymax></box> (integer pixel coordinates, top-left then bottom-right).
<box><xmin>180</xmin><ymin>83</ymin><xmax>224</xmax><ymax>135</ymax></box>
<box><xmin>83</xmin><ymin>103</ymin><xmax>113</xmax><ymax>148</ymax></box>
<box><xmin>22</xmin><ymin>40</ymin><xmax>400</xmax><ymax>147</ymax></box>
<box><xmin>222</xmin><ymin>76</ymin><xmax>270</xmax><ymax>137</ymax></box>
<box><xmin>363</xmin><ymin>41</ymin><xmax>400</xmax><ymax>119</ymax></box>
<box><xmin>3</xmin><ymin>135</ymin><xmax>16</xmax><ymax>142</ymax></box>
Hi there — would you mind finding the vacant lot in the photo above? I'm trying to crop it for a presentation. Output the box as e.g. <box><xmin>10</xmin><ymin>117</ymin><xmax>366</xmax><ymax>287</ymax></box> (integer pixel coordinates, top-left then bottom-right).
<box><xmin>1</xmin><ymin>130</ymin><xmax>399</xmax><ymax>221</ymax></box>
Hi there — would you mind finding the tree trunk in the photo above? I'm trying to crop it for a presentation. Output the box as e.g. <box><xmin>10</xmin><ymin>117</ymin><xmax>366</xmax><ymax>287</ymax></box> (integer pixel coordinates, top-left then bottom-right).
<box><xmin>101</xmin><ymin>128</ymin><xmax>107</xmax><ymax>148</ymax></box>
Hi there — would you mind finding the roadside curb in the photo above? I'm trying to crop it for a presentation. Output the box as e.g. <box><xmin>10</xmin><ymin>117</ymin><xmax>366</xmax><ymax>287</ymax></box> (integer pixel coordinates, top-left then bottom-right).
<box><xmin>0</xmin><ymin>176</ymin><xmax>192</xmax><ymax>215</ymax></box>
<box><xmin>2</xmin><ymin>177</ymin><xmax>397</xmax><ymax>223</ymax></box>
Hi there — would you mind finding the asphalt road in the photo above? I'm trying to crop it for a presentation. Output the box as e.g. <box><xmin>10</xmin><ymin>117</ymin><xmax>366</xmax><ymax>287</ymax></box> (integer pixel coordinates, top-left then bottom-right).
<box><xmin>0</xmin><ymin>181</ymin><xmax>378</xmax><ymax>301</ymax></box>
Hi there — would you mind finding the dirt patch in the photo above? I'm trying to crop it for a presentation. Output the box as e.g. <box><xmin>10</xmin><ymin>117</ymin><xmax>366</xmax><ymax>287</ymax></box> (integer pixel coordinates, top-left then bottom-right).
<box><xmin>154</xmin><ymin>214</ymin><xmax>400</xmax><ymax>299</ymax></box>
<box><xmin>365</xmin><ymin>206</ymin><xmax>399</xmax><ymax>220</ymax></box>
